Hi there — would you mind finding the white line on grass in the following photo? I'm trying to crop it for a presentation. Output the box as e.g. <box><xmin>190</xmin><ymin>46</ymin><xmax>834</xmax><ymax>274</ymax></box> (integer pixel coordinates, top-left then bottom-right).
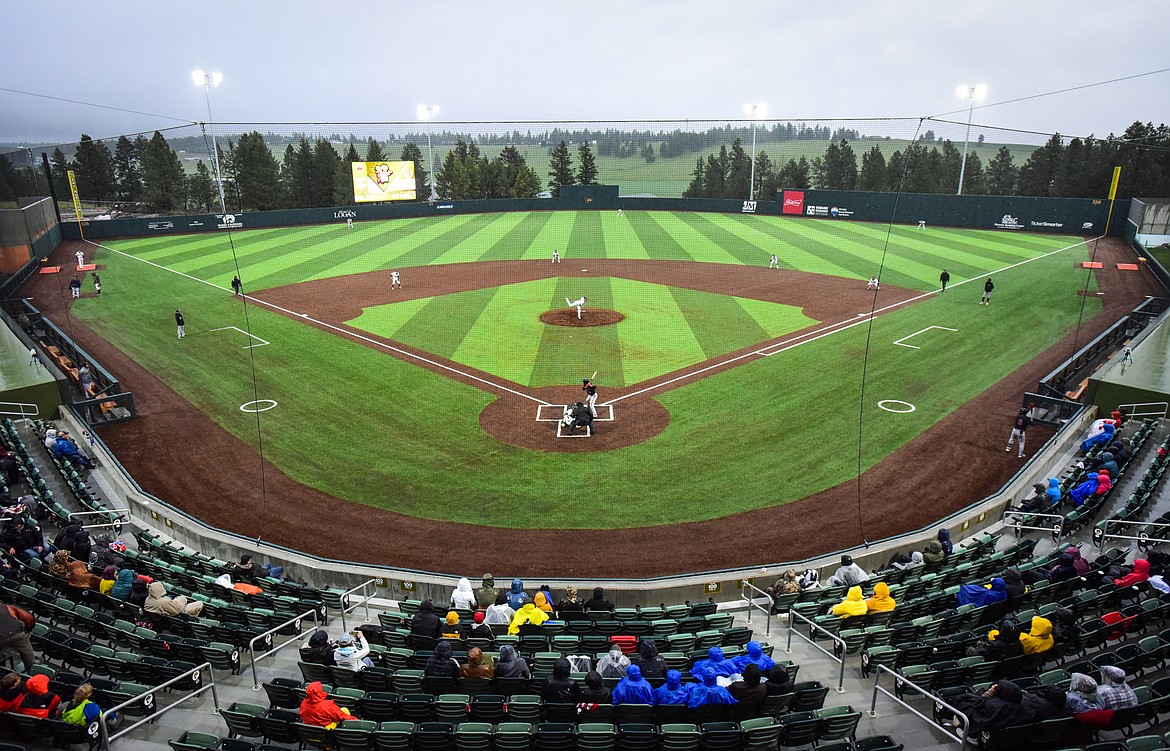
<box><xmin>893</xmin><ymin>326</ymin><xmax>958</xmax><ymax>349</ymax></box>
<box><xmin>210</xmin><ymin>325</ymin><xmax>270</xmax><ymax>348</ymax></box>
<box><xmin>88</xmin><ymin>240</ymin><xmax>553</xmax><ymax>406</ymax></box>
<box><xmin>604</xmin><ymin>236</ymin><xmax>1099</xmax><ymax>406</ymax></box>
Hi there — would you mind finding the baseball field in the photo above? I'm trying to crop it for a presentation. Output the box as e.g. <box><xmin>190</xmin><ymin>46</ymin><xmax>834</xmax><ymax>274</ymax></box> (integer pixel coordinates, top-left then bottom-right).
<box><xmin>61</xmin><ymin>210</ymin><xmax>1102</xmax><ymax>538</ymax></box>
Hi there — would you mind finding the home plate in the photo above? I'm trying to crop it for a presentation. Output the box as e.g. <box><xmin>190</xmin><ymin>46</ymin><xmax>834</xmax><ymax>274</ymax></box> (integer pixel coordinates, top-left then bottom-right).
<box><xmin>581</xmin><ymin>268</ymin><xmax>588</xmax><ymax>272</ymax></box>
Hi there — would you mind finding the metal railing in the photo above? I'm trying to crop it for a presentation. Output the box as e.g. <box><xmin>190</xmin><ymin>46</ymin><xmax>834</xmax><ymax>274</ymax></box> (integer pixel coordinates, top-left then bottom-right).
<box><xmin>98</xmin><ymin>661</ymin><xmax>220</xmax><ymax>750</ymax></box>
<box><xmin>0</xmin><ymin>401</ymin><xmax>39</xmax><ymax>418</ymax></box>
<box><xmin>68</xmin><ymin>508</ymin><xmax>128</xmax><ymax>533</ymax></box>
<box><xmin>248</xmin><ymin>608</ymin><xmax>320</xmax><ymax>690</ymax></box>
<box><xmin>335</xmin><ymin>578</ymin><xmax>377</xmax><ymax>632</ymax></box>
<box><xmin>785</xmin><ymin>608</ymin><xmax>847</xmax><ymax>692</ymax></box>
<box><xmin>1093</xmin><ymin>519</ymin><xmax>1170</xmax><ymax>550</ymax></box>
<box><xmin>1001</xmin><ymin>510</ymin><xmax>1064</xmax><ymax>542</ymax></box>
<box><xmin>1116</xmin><ymin>402</ymin><xmax>1169</xmax><ymax>421</ymax></box>
<box><xmin>740</xmin><ymin>579</ymin><xmax>774</xmax><ymax>637</ymax></box>
<box><xmin>869</xmin><ymin>663</ymin><xmax>970</xmax><ymax>747</ymax></box>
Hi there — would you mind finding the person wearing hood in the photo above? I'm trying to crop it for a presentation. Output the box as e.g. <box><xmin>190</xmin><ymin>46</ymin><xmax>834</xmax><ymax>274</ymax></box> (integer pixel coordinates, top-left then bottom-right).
<box><xmin>540</xmin><ymin>657</ymin><xmax>582</xmax><ymax>703</ymax></box>
<box><xmin>48</xmin><ymin>550</ymin><xmax>71</xmax><ymax>579</ymax></box>
<box><xmin>732</xmin><ymin>642</ymin><xmax>775</xmax><ymax>674</ymax></box>
<box><xmin>15</xmin><ymin>674</ymin><xmax>60</xmax><ymax>719</ymax></box>
<box><xmin>506</xmin><ymin>578</ymin><xmax>529</xmax><ymax>610</ymax></box>
<box><xmin>442</xmin><ymin>611</ymin><xmax>462</xmax><ymax>639</ymax></box>
<box><xmin>956</xmin><ymin>578</ymin><xmax>1007</xmax><ymax>608</ymax></box>
<box><xmin>476</xmin><ymin>574</ymin><xmax>498</xmax><ymax>609</ymax></box>
<box><xmin>1061</xmin><ymin>547</ymin><xmax>1091</xmax><ymax>576</ymax></box>
<box><xmin>1096</xmin><ymin>452</ymin><xmax>1119</xmax><ymax>477</ymax></box>
<box><xmin>597</xmin><ymin>643</ymin><xmax>632</xmax><ymax>679</ymax></box>
<box><xmin>1108</xmin><ymin>440</ymin><xmax>1130</xmax><ymax>465</ymax></box>
<box><xmin>631</xmin><ymin>638</ymin><xmax>669</xmax><ymax>679</ymax></box>
<box><xmin>686</xmin><ymin>667</ymin><xmax>737</xmax><ymax>708</ymax></box>
<box><xmin>1017</xmin><ymin>483</ymin><xmax>1051</xmax><ymax>513</ymax></box>
<box><xmin>892</xmin><ymin>552</ymin><xmax>924</xmax><ymax>571</ymax></box>
<box><xmin>334</xmin><ymin>631</ymin><xmax>373</xmax><ymax>670</ymax></box>
<box><xmin>507</xmin><ymin>600</ymin><xmax>549</xmax><ymax>635</ymax></box>
<box><xmin>827</xmin><ymin>555</ymin><xmax>869</xmax><ymax>587</ymax></box>
<box><xmin>1112</xmin><ymin>559</ymin><xmax>1151</xmax><ymax>588</ymax></box>
<box><xmin>866</xmin><ymin>583</ymin><xmax>896</xmax><ymax>613</ymax></box>
<box><xmin>129</xmin><ymin>578</ymin><xmax>149</xmax><ymax>608</ymax></box>
<box><xmin>450</xmin><ymin>578</ymin><xmax>476</xmax><ymax>611</ymax></box>
<box><xmin>484</xmin><ymin>592</ymin><xmax>515</xmax><ymax>626</ymax></box>
<box><xmin>952</xmin><ymin>680</ymin><xmax>1034</xmax><ymax>733</ymax></box>
<box><xmin>936</xmin><ymin>528</ymin><xmax>953</xmax><ymax>556</ymax></box>
<box><xmin>410</xmin><ymin>600</ymin><xmax>442</xmax><ymax>641</ymax></box>
<box><xmin>90</xmin><ymin>536</ymin><xmax>126</xmax><ymax>573</ymax></box>
<box><xmin>1070</xmin><ymin>473</ymin><xmax>1099</xmax><ymax>506</ymax></box>
<box><xmin>972</xmin><ymin>618</ymin><xmax>1025</xmax><ymax>661</ymax></box>
<box><xmin>1096</xmin><ymin>666</ymin><xmax>1137</xmax><ymax>710</ymax></box>
<box><xmin>1049</xmin><ymin>553</ymin><xmax>1082</xmax><ymax>584</ymax></box>
<box><xmin>999</xmin><ymin>568</ymin><xmax>1027</xmax><ymax>603</ymax></box>
<box><xmin>831</xmin><ymin>586</ymin><xmax>868</xmax><ymax>618</ymax></box>
<box><xmin>612</xmin><ymin>664</ymin><xmax>654</xmax><ymax>705</ymax></box>
<box><xmin>1095</xmin><ymin>469</ymin><xmax>1113</xmax><ymax>496</ymax></box>
<box><xmin>728</xmin><ymin>663</ymin><xmax>767</xmax><ymax>714</ymax></box>
<box><xmin>556</xmin><ymin>585</ymin><xmax>584</xmax><ymax>618</ymax></box>
<box><xmin>110</xmin><ymin>569</ymin><xmax>136</xmax><ymax>600</ymax></box>
<box><xmin>654</xmin><ymin>670</ymin><xmax>690</xmax><ymax>705</ymax></box>
<box><xmin>533</xmin><ymin>592</ymin><xmax>554</xmax><ymax>614</ymax></box>
<box><xmin>764</xmin><ymin>665</ymin><xmax>795</xmax><ymax>695</ymax></box>
<box><xmin>768</xmin><ymin>570</ymin><xmax>802</xmax><ymax>597</ymax></box>
<box><xmin>494</xmin><ymin>644</ymin><xmax>531</xmax><ymax>679</ymax></box>
<box><xmin>53</xmin><ymin>432</ymin><xmax>95</xmax><ymax>470</ymax></box>
<box><xmin>584</xmin><ymin>587</ymin><xmax>614</xmax><ymax>612</ymax></box>
<box><xmin>581</xmin><ymin>671</ymin><xmax>611</xmax><ymax>704</ymax></box>
<box><xmin>690</xmin><ymin>646</ymin><xmax>739</xmax><ymax>678</ymax></box>
<box><xmin>1046</xmin><ymin>478</ymin><xmax>1063</xmax><ymax>505</ymax></box>
<box><xmin>1065</xmin><ymin>672</ymin><xmax>1102</xmax><ymax>714</ymax></box>
<box><xmin>460</xmin><ymin>647</ymin><xmax>494</xmax><ymax>679</ymax></box>
<box><xmin>424</xmin><ymin>641</ymin><xmax>461</xmax><ymax>678</ymax></box>
<box><xmin>1018</xmin><ymin>616</ymin><xmax>1054</xmax><ymax>655</ymax></box>
<box><xmin>144</xmin><ymin>581</ymin><xmax>203</xmax><ymax>616</ymax></box>
<box><xmin>923</xmin><ymin>540</ymin><xmax>946</xmax><ymax>567</ymax></box>
<box><xmin>299</xmin><ymin>681</ymin><xmax>356</xmax><ymax>728</ymax></box>
<box><xmin>67</xmin><ymin>560</ymin><xmax>100</xmax><ymax>590</ymax></box>
<box><xmin>1080</xmin><ymin>420</ymin><xmax>1115</xmax><ymax>452</ymax></box>
<box><xmin>1022</xmin><ymin>685</ymin><xmax>1070</xmax><ymax>721</ymax></box>
<box><xmin>300</xmin><ymin>630</ymin><xmax>337</xmax><ymax>666</ymax></box>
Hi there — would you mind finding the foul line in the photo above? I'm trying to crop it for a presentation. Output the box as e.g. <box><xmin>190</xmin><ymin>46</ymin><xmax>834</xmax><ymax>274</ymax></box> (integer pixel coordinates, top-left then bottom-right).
<box><xmin>88</xmin><ymin>241</ymin><xmax>552</xmax><ymax>406</ymax></box>
<box><xmin>606</xmin><ymin>237</ymin><xmax>1098</xmax><ymax>406</ymax></box>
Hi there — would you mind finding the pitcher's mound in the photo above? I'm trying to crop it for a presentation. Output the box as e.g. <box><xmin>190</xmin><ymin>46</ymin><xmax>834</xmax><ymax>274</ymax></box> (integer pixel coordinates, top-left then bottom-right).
<box><xmin>540</xmin><ymin>309</ymin><xmax>625</xmax><ymax>327</ymax></box>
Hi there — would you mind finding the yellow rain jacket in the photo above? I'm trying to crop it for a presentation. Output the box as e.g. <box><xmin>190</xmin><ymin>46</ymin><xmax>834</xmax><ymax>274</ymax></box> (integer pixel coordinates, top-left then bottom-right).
<box><xmin>830</xmin><ymin>586</ymin><xmax>868</xmax><ymax>618</ymax></box>
<box><xmin>507</xmin><ymin>602</ymin><xmax>549</xmax><ymax>635</ymax></box>
<box><xmin>866</xmin><ymin>582</ymin><xmax>897</xmax><ymax>613</ymax></box>
<box><xmin>1019</xmin><ymin>616</ymin><xmax>1054</xmax><ymax>654</ymax></box>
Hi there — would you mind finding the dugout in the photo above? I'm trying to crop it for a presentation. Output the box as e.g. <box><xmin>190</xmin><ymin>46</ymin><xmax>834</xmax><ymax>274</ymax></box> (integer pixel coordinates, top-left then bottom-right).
<box><xmin>1087</xmin><ymin>306</ymin><xmax>1170</xmax><ymax>419</ymax></box>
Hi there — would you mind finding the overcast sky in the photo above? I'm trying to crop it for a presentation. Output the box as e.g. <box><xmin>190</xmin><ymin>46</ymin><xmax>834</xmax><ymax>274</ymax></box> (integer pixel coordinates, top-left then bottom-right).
<box><xmin>2</xmin><ymin>0</ymin><xmax>1168</xmax><ymax>147</ymax></box>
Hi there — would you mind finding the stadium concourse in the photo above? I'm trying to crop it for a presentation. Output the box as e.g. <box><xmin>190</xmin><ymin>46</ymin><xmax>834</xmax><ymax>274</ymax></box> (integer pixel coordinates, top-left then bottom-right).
<box><xmin>3</xmin><ymin>413</ymin><xmax>1170</xmax><ymax>751</ymax></box>
<box><xmin>16</xmin><ymin>238</ymin><xmax>1165</xmax><ymax>578</ymax></box>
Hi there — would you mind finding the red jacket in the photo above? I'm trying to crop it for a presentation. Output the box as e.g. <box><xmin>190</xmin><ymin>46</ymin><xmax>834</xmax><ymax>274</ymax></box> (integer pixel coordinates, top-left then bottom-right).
<box><xmin>299</xmin><ymin>682</ymin><xmax>355</xmax><ymax>727</ymax></box>
<box><xmin>16</xmin><ymin>674</ymin><xmax>60</xmax><ymax>719</ymax></box>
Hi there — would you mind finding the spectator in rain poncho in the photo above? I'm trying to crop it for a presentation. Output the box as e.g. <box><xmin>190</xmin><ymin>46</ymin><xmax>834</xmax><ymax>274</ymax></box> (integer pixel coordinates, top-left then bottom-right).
<box><xmin>506</xmin><ymin>578</ymin><xmax>529</xmax><ymax>610</ymax></box>
<box><xmin>866</xmin><ymin>582</ymin><xmax>897</xmax><ymax>613</ymax></box>
<box><xmin>1065</xmin><ymin>672</ymin><xmax>1102</xmax><ymax>714</ymax></box>
<box><xmin>611</xmin><ymin>664</ymin><xmax>654</xmax><ymax>705</ymax></box>
<box><xmin>827</xmin><ymin>555</ymin><xmax>869</xmax><ymax>587</ymax></box>
<box><xmin>507</xmin><ymin>600</ymin><xmax>549</xmax><ymax>635</ymax></box>
<box><xmin>484</xmin><ymin>592</ymin><xmax>515</xmax><ymax>626</ymax></box>
<box><xmin>732</xmin><ymin>641</ymin><xmax>775</xmax><ymax>673</ymax></box>
<box><xmin>110</xmin><ymin>569</ymin><xmax>136</xmax><ymax>600</ymax></box>
<box><xmin>654</xmin><ymin>670</ymin><xmax>690</xmax><ymax>705</ymax></box>
<box><xmin>1059</xmin><ymin>547</ymin><xmax>1091</xmax><ymax>576</ymax></box>
<box><xmin>630</xmin><ymin>638</ymin><xmax>668</xmax><ymax>679</ymax></box>
<box><xmin>1069</xmin><ymin>473</ymin><xmax>1099</xmax><ymax>506</ymax></box>
<box><xmin>1111</xmin><ymin>558</ymin><xmax>1151</xmax><ymax>588</ymax></box>
<box><xmin>956</xmin><ymin>577</ymin><xmax>1007</xmax><ymax>608</ymax></box>
<box><xmin>892</xmin><ymin>552</ymin><xmax>924</xmax><ymax>571</ymax></box>
<box><xmin>1095</xmin><ymin>470</ymin><xmax>1113</xmax><ymax>496</ymax></box>
<box><xmin>494</xmin><ymin>644</ymin><xmax>531</xmax><ymax>679</ymax></box>
<box><xmin>450</xmin><ymin>578</ymin><xmax>476</xmax><ymax>611</ymax></box>
<box><xmin>923</xmin><ymin>540</ymin><xmax>946</xmax><ymax>567</ymax></box>
<box><xmin>830</xmin><ymin>586</ymin><xmax>868</xmax><ymax>618</ymax></box>
<box><xmin>690</xmin><ymin>646</ymin><xmax>739</xmax><ymax>678</ymax></box>
<box><xmin>533</xmin><ymin>591</ymin><xmax>554</xmax><ymax>614</ymax></box>
<box><xmin>596</xmin><ymin>643</ymin><xmax>632</xmax><ymax>679</ymax></box>
<box><xmin>1018</xmin><ymin>616</ymin><xmax>1054</xmax><ymax>655</ymax></box>
<box><xmin>937</xmin><ymin>528</ymin><xmax>953</xmax><ymax>556</ymax></box>
<box><xmin>1046</xmin><ymin>478</ymin><xmax>1063</xmax><ymax>505</ymax></box>
<box><xmin>685</xmin><ymin>667</ymin><xmax>737</xmax><ymax>708</ymax></box>
<box><xmin>1096</xmin><ymin>452</ymin><xmax>1119</xmax><ymax>477</ymax></box>
<box><xmin>1080</xmin><ymin>420</ymin><xmax>1115</xmax><ymax>452</ymax></box>
<box><xmin>1097</xmin><ymin>666</ymin><xmax>1138</xmax><ymax>710</ymax></box>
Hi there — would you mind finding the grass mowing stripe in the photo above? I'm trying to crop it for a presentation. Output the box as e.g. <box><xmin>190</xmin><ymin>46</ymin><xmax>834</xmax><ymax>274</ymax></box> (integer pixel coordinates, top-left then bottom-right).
<box><xmin>625</xmin><ymin>212</ymin><xmax>694</xmax><ymax>260</ymax></box>
<box><xmin>368</xmin><ymin>213</ymin><xmax>500</xmax><ymax>269</ymax></box>
<box><xmin>479</xmin><ymin>212</ymin><xmax>554</xmax><ymax>261</ymax></box>
<box><xmin>346</xmin><ymin>297</ymin><xmax>431</xmax><ymax>339</ymax></box>
<box><xmin>529</xmin><ymin>277</ymin><xmax>622</xmax><ymax>387</ymax></box>
<box><xmin>724</xmin><ymin>216</ymin><xmax>860</xmax><ymax>278</ymax></box>
<box><xmin>523</xmin><ymin>211</ymin><xmax>577</xmax><ymax>260</ymax></box>
<box><xmin>601</xmin><ymin>211</ymin><xmax>651</xmax><ymax>260</ymax></box>
<box><xmin>301</xmin><ymin>218</ymin><xmax>440</xmax><ymax>280</ymax></box>
<box><xmin>610</xmin><ymin>280</ymin><xmax>705</xmax><ymax>384</ymax></box>
<box><xmin>433</xmin><ymin>212</ymin><xmax>526</xmax><ymax>265</ymax></box>
<box><xmin>180</xmin><ymin>223</ymin><xmax>388</xmax><ymax>282</ymax></box>
<box><xmin>831</xmin><ymin>221</ymin><xmax>1040</xmax><ymax>274</ymax></box>
<box><xmin>669</xmin><ymin>286</ymin><xmax>770</xmax><ymax>359</ymax></box>
<box><xmin>380</xmin><ymin>286</ymin><xmax>499</xmax><ymax>359</ymax></box>
<box><xmin>736</xmin><ymin>297</ymin><xmax>819</xmax><ymax>338</ymax></box>
<box><xmin>672</xmin><ymin>213</ymin><xmax>770</xmax><ymax>266</ymax></box>
<box><xmin>568</xmin><ymin>211</ymin><xmax>605</xmax><ymax>258</ymax></box>
<box><xmin>655</xmin><ymin>212</ymin><xmax>742</xmax><ymax>265</ymax></box>
<box><xmin>452</xmin><ymin>279</ymin><xmax>557</xmax><ymax>384</ymax></box>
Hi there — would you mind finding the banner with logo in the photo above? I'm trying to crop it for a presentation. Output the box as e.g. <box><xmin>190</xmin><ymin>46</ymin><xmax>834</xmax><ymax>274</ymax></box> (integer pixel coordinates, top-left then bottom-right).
<box><xmin>782</xmin><ymin>190</ymin><xmax>805</xmax><ymax>215</ymax></box>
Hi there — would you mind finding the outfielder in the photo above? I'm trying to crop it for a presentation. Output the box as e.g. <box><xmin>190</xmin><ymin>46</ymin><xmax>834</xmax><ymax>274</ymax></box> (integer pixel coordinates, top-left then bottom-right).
<box><xmin>346</xmin><ymin>217</ymin><xmax>354</xmax><ymax>230</ymax></box>
<box><xmin>583</xmin><ymin>378</ymin><xmax>598</xmax><ymax>416</ymax></box>
<box><xmin>391</xmin><ymin>271</ymin><xmax>401</xmax><ymax>289</ymax></box>
<box><xmin>566</xmin><ymin>295</ymin><xmax>587</xmax><ymax>319</ymax></box>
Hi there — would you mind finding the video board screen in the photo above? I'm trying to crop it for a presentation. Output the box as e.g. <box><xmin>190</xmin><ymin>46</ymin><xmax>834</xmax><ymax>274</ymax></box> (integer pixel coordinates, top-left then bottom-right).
<box><xmin>351</xmin><ymin>161</ymin><xmax>416</xmax><ymax>202</ymax></box>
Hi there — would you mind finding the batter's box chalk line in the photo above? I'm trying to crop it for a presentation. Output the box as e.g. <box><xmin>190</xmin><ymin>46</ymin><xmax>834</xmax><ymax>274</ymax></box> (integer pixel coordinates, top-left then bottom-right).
<box><xmin>536</xmin><ymin>404</ymin><xmax>615</xmax><ymax>422</ymax></box>
<box><xmin>556</xmin><ymin>423</ymin><xmax>592</xmax><ymax>439</ymax></box>
<box><xmin>210</xmin><ymin>325</ymin><xmax>270</xmax><ymax>349</ymax></box>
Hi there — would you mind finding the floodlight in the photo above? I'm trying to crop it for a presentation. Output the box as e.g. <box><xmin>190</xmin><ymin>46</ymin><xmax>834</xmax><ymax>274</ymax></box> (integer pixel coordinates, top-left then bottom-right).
<box><xmin>955</xmin><ymin>84</ymin><xmax>987</xmax><ymax>195</ymax></box>
<box><xmin>743</xmin><ymin>103</ymin><xmax>767</xmax><ymax>200</ymax></box>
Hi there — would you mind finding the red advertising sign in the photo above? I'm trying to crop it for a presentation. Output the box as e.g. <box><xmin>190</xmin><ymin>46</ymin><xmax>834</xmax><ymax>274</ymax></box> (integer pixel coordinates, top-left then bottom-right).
<box><xmin>782</xmin><ymin>190</ymin><xmax>805</xmax><ymax>215</ymax></box>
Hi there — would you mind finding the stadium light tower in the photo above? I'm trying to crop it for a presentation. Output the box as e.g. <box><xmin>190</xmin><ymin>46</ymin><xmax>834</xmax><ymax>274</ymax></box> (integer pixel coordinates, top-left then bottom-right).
<box><xmin>192</xmin><ymin>70</ymin><xmax>227</xmax><ymax>214</ymax></box>
<box><xmin>743</xmin><ymin>103</ymin><xmax>767</xmax><ymax>202</ymax></box>
<box><xmin>417</xmin><ymin>104</ymin><xmax>440</xmax><ymax>201</ymax></box>
<box><xmin>955</xmin><ymin>84</ymin><xmax>987</xmax><ymax>196</ymax></box>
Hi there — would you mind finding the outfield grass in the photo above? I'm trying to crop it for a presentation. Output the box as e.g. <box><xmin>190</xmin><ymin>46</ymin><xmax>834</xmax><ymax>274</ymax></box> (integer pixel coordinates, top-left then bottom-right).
<box><xmin>81</xmin><ymin>212</ymin><xmax>1096</xmax><ymax>528</ymax></box>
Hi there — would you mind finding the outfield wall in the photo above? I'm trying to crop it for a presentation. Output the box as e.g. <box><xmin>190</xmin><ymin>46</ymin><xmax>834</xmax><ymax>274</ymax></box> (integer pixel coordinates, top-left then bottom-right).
<box><xmin>57</xmin><ymin>191</ymin><xmax>1111</xmax><ymax>242</ymax></box>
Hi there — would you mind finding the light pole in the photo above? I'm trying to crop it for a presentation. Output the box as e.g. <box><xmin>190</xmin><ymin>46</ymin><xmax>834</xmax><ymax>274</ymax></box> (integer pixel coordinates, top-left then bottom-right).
<box><xmin>955</xmin><ymin>84</ymin><xmax>987</xmax><ymax>196</ymax></box>
<box><xmin>743</xmin><ymin>103</ymin><xmax>767</xmax><ymax>201</ymax></box>
<box><xmin>193</xmin><ymin>70</ymin><xmax>227</xmax><ymax>214</ymax></box>
<box><xmin>416</xmin><ymin>104</ymin><xmax>440</xmax><ymax>201</ymax></box>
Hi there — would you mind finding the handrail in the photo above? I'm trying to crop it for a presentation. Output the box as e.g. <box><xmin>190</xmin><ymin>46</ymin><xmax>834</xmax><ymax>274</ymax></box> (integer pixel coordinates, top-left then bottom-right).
<box><xmin>248</xmin><ymin>608</ymin><xmax>320</xmax><ymax>690</ymax></box>
<box><xmin>336</xmin><ymin>578</ymin><xmax>377</xmax><ymax>632</ymax></box>
<box><xmin>1116</xmin><ymin>402</ymin><xmax>1168</xmax><ymax>421</ymax></box>
<box><xmin>869</xmin><ymin>663</ymin><xmax>970</xmax><ymax>746</ymax></box>
<box><xmin>1094</xmin><ymin>519</ymin><xmax>1170</xmax><ymax>550</ymax></box>
<box><xmin>1001</xmin><ymin>510</ymin><xmax>1064</xmax><ymax>541</ymax></box>
<box><xmin>68</xmin><ymin>508</ymin><xmax>128</xmax><ymax>533</ymax></box>
<box><xmin>740</xmin><ymin>579</ymin><xmax>774</xmax><ymax>637</ymax></box>
<box><xmin>97</xmin><ymin>661</ymin><xmax>219</xmax><ymax>750</ymax></box>
<box><xmin>785</xmin><ymin>608</ymin><xmax>846</xmax><ymax>692</ymax></box>
<box><xmin>0</xmin><ymin>401</ymin><xmax>39</xmax><ymax>418</ymax></box>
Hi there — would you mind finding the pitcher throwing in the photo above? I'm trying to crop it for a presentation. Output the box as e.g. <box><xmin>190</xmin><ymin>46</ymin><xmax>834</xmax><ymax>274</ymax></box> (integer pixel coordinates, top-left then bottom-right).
<box><xmin>566</xmin><ymin>295</ymin><xmax>587</xmax><ymax>319</ymax></box>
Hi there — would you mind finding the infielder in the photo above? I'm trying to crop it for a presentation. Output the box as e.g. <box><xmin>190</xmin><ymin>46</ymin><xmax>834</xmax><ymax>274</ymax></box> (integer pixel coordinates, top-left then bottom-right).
<box><xmin>768</xmin><ymin>254</ymin><xmax>779</xmax><ymax>269</ymax></box>
<box><xmin>583</xmin><ymin>378</ymin><xmax>598</xmax><ymax>416</ymax></box>
<box><xmin>566</xmin><ymin>295</ymin><xmax>587</xmax><ymax>319</ymax></box>
<box><xmin>391</xmin><ymin>271</ymin><xmax>401</xmax><ymax>289</ymax></box>
<box><xmin>552</xmin><ymin>249</ymin><xmax>560</xmax><ymax>263</ymax></box>
<box><xmin>1005</xmin><ymin>406</ymin><xmax>1031</xmax><ymax>458</ymax></box>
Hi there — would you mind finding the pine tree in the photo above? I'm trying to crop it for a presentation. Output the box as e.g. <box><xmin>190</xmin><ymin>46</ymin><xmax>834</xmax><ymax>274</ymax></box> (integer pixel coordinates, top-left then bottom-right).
<box><xmin>399</xmin><ymin>142</ymin><xmax>429</xmax><ymax>201</ymax></box>
<box><xmin>365</xmin><ymin>138</ymin><xmax>387</xmax><ymax>162</ymax></box>
<box><xmin>140</xmin><ymin>132</ymin><xmax>187</xmax><ymax>212</ymax></box>
<box><xmin>113</xmin><ymin>135</ymin><xmax>142</xmax><ymax>200</ymax></box>
<box><xmin>232</xmin><ymin>131</ymin><xmax>283</xmax><ymax>210</ymax></box>
<box><xmin>577</xmin><ymin>142</ymin><xmax>599</xmax><ymax>185</ymax></box>
<box><xmin>73</xmin><ymin>135</ymin><xmax>117</xmax><ymax>202</ymax></box>
<box><xmin>311</xmin><ymin>139</ymin><xmax>341</xmax><ymax>206</ymax></box>
<box><xmin>857</xmin><ymin>146</ymin><xmax>887</xmax><ymax>191</ymax></box>
<box><xmin>334</xmin><ymin>144</ymin><xmax>360</xmax><ymax>205</ymax></box>
<box><xmin>187</xmin><ymin>161</ymin><xmax>217</xmax><ymax>212</ymax></box>
<box><xmin>985</xmin><ymin>146</ymin><xmax>1018</xmax><ymax>196</ymax></box>
<box><xmin>548</xmin><ymin>140</ymin><xmax>575</xmax><ymax>197</ymax></box>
